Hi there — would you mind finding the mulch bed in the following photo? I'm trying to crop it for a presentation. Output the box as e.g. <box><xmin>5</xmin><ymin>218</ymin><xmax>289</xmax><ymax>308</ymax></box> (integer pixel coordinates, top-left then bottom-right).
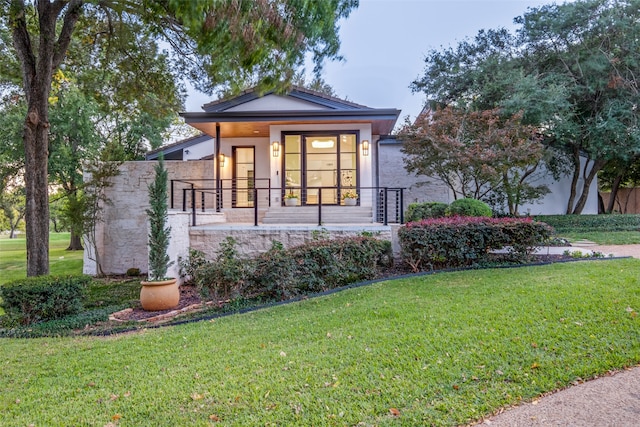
<box><xmin>112</xmin><ymin>254</ymin><xmax>575</xmax><ymax>323</ymax></box>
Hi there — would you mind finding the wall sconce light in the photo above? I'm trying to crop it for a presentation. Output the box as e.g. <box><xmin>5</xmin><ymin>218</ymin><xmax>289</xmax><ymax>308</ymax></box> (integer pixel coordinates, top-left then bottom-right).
<box><xmin>219</xmin><ymin>153</ymin><xmax>226</xmax><ymax>167</ymax></box>
<box><xmin>272</xmin><ymin>141</ymin><xmax>280</xmax><ymax>157</ymax></box>
<box><xmin>362</xmin><ymin>140</ymin><xmax>369</xmax><ymax>156</ymax></box>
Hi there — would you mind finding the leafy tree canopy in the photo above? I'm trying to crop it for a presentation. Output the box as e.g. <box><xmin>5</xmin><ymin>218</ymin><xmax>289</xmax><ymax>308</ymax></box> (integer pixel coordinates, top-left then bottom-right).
<box><xmin>412</xmin><ymin>0</ymin><xmax>640</xmax><ymax>214</ymax></box>
<box><xmin>0</xmin><ymin>0</ymin><xmax>358</xmax><ymax>276</ymax></box>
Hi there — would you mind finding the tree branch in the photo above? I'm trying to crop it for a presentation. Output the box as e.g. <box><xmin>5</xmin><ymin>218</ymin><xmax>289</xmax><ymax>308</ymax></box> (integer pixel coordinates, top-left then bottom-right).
<box><xmin>8</xmin><ymin>0</ymin><xmax>36</xmax><ymax>95</ymax></box>
<box><xmin>53</xmin><ymin>0</ymin><xmax>85</xmax><ymax>69</ymax></box>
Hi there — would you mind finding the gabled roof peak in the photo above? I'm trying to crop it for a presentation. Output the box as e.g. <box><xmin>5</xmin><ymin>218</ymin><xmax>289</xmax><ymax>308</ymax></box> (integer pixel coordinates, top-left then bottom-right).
<box><xmin>200</xmin><ymin>85</ymin><xmax>370</xmax><ymax>113</ymax></box>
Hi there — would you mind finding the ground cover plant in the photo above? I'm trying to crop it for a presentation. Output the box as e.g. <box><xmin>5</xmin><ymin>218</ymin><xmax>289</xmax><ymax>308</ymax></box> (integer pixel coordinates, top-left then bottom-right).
<box><xmin>0</xmin><ymin>259</ymin><xmax>638</xmax><ymax>426</ymax></box>
<box><xmin>534</xmin><ymin>214</ymin><xmax>640</xmax><ymax>233</ymax></box>
<box><xmin>561</xmin><ymin>231</ymin><xmax>640</xmax><ymax>245</ymax></box>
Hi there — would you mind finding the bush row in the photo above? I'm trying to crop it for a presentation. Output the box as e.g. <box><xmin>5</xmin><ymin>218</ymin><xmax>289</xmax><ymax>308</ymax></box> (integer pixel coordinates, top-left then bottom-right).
<box><xmin>533</xmin><ymin>214</ymin><xmax>640</xmax><ymax>232</ymax></box>
<box><xmin>405</xmin><ymin>198</ymin><xmax>492</xmax><ymax>222</ymax></box>
<box><xmin>182</xmin><ymin>236</ymin><xmax>393</xmax><ymax>302</ymax></box>
<box><xmin>0</xmin><ymin>275</ymin><xmax>92</xmax><ymax>326</ymax></box>
<box><xmin>398</xmin><ymin>216</ymin><xmax>554</xmax><ymax>272</ymax></box>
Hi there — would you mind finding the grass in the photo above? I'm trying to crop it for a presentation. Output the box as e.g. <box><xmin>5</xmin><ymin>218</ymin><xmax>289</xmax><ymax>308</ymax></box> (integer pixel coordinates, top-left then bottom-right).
<box><xmin>559</xmin><ymin>231</ymin><xmax>640</xmax><ymax>245</ymax></box>
<box><xmin>0</xmin><ymin>232</ymin><xmax>84</xmax><ymax>316</ymax></box>
<box><xmin>0</xmin><ymin>259</ymin><xmax>638</xmax><ymax>426</ymax></box>
<box><xmin>0</xmin><ymin>232</ymin><xmax>84</xmax><ymax>285</ymax></box>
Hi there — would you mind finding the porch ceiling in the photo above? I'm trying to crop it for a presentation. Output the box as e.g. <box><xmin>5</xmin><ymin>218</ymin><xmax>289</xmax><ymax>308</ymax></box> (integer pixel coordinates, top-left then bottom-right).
<box><xmin>180</xmin><ymin>109</ymin><xmax>401</xmax><ymax>138</ymax></box>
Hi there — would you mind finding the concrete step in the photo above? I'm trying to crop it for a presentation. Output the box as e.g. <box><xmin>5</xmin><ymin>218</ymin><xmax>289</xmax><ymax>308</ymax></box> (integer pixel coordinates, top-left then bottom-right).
<box><xmin>262</xmin><ymin>206</ymin><xmax>374</xmax><ymax>224</ymax></box>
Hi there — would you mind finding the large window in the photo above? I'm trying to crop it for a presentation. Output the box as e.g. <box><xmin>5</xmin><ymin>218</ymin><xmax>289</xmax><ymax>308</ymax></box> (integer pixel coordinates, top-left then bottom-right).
<box><xmin>282</xmin><ymin>131</ymin><xmax>359</xmax><ymax>205</ymax></box>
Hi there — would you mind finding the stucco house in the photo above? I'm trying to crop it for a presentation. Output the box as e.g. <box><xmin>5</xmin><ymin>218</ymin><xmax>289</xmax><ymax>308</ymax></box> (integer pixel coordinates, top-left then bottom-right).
<box><xmin>84</xmin><ymin>87</ymin><xmax>407</xmax><ymax>279</ymax></box>
<box><xmin>83</xmin><ymin>87</ymin><xmax>598</xmax><ymax>279</ymax></box>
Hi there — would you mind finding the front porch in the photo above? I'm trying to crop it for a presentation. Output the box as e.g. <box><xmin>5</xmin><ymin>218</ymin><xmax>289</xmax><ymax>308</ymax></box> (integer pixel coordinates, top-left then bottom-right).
<box><xmin>170</xmin><ymin>178</ymin><xmax>405</xmax><ymax>226</ymax></box>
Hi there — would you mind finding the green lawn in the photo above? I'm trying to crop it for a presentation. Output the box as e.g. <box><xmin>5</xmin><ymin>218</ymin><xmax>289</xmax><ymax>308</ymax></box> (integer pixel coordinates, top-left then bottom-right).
<box><xmin>0</xmin><ymin>232</ymin><xmax>83</xmax><ymax>285</ymax></box>
<box><xmin>1</xmin><ymin>259</ymin><xmax>638</xmax><ymax>426</ymax></box>
<box><xmin>559</xmin><ymin>231</ymin><xmax>640</xmax><ymax>245</ymax></box>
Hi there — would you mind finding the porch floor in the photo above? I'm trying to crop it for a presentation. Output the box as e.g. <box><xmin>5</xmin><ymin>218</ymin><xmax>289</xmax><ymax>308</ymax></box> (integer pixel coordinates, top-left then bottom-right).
<box><xmin>191</xmin><ymin>222</ymin><xmax>390</xmax><ymax>231</ymax></box>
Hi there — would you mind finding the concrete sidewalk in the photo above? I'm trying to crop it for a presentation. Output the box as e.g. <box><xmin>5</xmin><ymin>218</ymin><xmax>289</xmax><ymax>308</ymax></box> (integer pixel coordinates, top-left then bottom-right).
<box><xmin>482</xmin><ymin>366</ymin><xmax>640</xmax><ymax>426</ymax></box>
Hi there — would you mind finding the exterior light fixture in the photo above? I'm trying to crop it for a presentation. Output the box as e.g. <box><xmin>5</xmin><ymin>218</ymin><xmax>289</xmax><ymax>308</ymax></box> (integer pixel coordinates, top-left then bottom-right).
<box><xmin>311</xmin><ymin>139</ymin><xmax>335</xmax><ymax>149</ymax></box>
<box><xmin>362</xmin><ymin>140</ymin><xmax>369</xmax><ymax>156</ymax></box>
<box><xmin>272</xmin><ymin>141</ymin><xmax>280</xmax><ymax>157</ymax></box>
<box><xmin>219</xmin><ymin>153</ymin><xmax>226</xmax><ymax>167</ymax></box>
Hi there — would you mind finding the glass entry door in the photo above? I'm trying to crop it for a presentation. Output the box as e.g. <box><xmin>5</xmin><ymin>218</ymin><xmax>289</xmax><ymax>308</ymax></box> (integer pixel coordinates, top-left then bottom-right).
<box><xmin>232</xmin><ymin>146</ymin><xmax>255</xmax><ymax>207</ymax></box>
<box><xmin>283</xmin><ymin>132</ymin><xmax>358</xmax><ymax>205</ymax></box>
<box><xmin>305</xmin><ymin>136</ymin><xmax>338</xmax><ymax>204</ymax></box>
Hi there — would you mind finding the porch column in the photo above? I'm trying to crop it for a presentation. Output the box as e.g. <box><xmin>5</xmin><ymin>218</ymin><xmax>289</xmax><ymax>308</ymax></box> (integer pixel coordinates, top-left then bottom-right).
<box><xmin>215</xmin><ymin>122</ymin><xmax>221</xmax><ymax>212</ymax></box>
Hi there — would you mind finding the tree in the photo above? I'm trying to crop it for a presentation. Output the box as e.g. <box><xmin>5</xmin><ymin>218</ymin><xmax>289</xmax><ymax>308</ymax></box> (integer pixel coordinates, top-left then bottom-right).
<box><xmin>399</xmin><ymin>106</ymin><xmax>548</xmax><ymax>216</ymax></box>
<box><xmin>599</xmin><ymin>156</ymin><xmax>640</xmax><ymax>213</ymax></box>
<box><xmin>2</xmin><ymin>0</ymin><xmax>357</xmax><ymax>276</ymax></box>
<box><xmin>412</xmin><ymin>0</ymin><xmax>640</xmax><ymax>214</ymax></box>
<box><xmin>0</xmin><ymin>184</ymin><xmax>26</xmax><ymax>238</ymax></box>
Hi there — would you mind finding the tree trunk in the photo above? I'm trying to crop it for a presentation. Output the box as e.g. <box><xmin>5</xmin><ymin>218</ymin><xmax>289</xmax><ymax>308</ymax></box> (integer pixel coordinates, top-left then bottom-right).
<box><xmin>67</xmin><ymin>229</ymin><xmax>84</xmax><ymax>251</ymax></box>
<box><xmin>10</xmin><ymin>0</ymin><xmax>83</xmax><ymax>276</ymax></box>
<box><xmin>565</xmin><ymin>147</ymin><xmax>581</xmax><ymax>214</ymax></box>
<box><xmin>572</xmin><ymin>159</ymin><xmax>605</xmax><ymax>214</ymax></box>
<box><xmin>606</xmin><ymin>173</ymin><xmax>624</xmax><ymax>213</ymax></box>
<box><xmin>23</xmin><ymin>108</ymin><xmax>51</xmax><ymax>276</ymax></box>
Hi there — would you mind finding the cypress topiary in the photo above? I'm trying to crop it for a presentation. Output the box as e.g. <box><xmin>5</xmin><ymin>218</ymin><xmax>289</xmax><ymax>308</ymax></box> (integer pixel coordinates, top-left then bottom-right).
<box><xmin>146</xmin><ymin>154</ymin><xmax>173</xmax><ymax>280</ymax></box>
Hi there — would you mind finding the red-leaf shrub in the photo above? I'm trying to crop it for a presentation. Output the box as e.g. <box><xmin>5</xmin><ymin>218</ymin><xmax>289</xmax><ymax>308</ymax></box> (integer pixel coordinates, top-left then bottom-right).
<box><xmin>398</xmin><ymin>216</ymin><xmax>553</xmax><ymax>271</ymax></box>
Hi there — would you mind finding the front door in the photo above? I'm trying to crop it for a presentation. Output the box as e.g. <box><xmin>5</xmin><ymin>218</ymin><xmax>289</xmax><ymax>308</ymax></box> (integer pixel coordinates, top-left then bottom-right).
<box><xmin>232</xmin><ymin>146</ymin><xmax>255</xmax><ymax>207</ymax></box>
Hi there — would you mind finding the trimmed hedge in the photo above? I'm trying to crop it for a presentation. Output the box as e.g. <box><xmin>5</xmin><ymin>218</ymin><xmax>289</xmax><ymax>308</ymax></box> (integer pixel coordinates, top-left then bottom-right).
<box><xmin>0</xmin><ymin>275</ymin><xmax>91</xmax><ymax>326</ymax></box>
<box><xmin>534</xmin><ymin>214</ymin><xmax>640</xmax><ymax>232</ymax></box>
<box><xmin>398</xmin><ymin>216</ymin><xmax>553</xmax><ymax>271</ymax></box>
<box><xmin>446</xmin><ymin>198</ymin><xmax>492</xmax><ymax>217</ymax></box>
<box><xmin>405</xmin><ymin>202</ymin><xmax>448</xmax><ymax>222</ymax></box>
<box><xmin>190</xmin><ymin>236</ymin><xmax>393</xmax><ymax>302</ymax></box>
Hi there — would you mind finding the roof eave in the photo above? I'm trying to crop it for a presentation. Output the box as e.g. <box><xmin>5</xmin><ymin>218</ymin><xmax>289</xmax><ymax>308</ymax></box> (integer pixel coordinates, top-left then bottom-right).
<box><xmin>180</xmin><ymin>109</ymin><xmax>401</xmax><ymax>123</ymax></box>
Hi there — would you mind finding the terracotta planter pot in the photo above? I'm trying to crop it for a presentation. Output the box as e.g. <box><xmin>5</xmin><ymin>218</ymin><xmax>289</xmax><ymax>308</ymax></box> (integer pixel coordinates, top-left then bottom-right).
<box><xmin>140</xmin><ymin>278</ymin><xmax>180</xmax><ymax>311</ymax></box>
<box><xmin>343</xmin><ymin>197</ymin><xmax>357</xmax><ymax>206</ymax></box>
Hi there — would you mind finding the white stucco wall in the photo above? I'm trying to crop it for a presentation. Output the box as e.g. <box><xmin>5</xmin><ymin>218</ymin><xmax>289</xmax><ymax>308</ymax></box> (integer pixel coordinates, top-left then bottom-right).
<box><xmin>226</xmin><ymin>94</ymin><xmax>326</xmax><ymax>111</ymax></box>
<box><xmin>183</xmin><ymin>138</ymin><xmax>215</xmax><ymax>161</ymax></box>
<box><xmin>378</xmin><ymin>140</ymin><xmax>598</xmax><ymax>216</ymax></box>
<box><xmin>519</xmin><ymin>156</ymin><xmax>599</xmax><ymax>215</ymax></box>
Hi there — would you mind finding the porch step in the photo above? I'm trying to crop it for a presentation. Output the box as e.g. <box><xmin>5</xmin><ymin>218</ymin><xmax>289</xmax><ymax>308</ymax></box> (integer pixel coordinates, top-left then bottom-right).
<box><xmin>262</xmin><ymin>206</ymin><xmax>374</xmax><ymax>224</ymax></box>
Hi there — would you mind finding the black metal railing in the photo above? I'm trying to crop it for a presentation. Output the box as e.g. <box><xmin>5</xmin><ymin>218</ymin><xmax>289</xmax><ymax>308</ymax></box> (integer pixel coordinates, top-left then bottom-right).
<box><xmin>170</xmin><ymin>179</ymin><xmax>404</xmax><ymax>226</ymax></box>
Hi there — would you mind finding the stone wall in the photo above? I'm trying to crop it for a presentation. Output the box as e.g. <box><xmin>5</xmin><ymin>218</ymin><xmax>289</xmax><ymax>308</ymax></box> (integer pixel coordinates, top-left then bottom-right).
<box><xmin>189</xmin><ymin>225</ymin><xmax>393</xmax><ymax>260</ymax></box>
<box><xmin>83</xmin><ymin>160</ymin><xmax>214</xmax><ymax>277</ymax></box>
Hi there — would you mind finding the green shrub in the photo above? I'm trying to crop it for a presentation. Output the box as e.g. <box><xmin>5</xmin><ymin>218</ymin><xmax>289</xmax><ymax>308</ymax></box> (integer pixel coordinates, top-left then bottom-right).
<box><xmin>252</xmin><ymin>237</ymin><xmax>393</xmax><ymax>300</ymax></box>
<box><xmin>178</xmin><ymin>248</ymin><xmax>210</xmax><ymax>284</ymax></box>
<box><xmin>125</xmin><ymin>268</ymin><xmax>140</xmax><ymax>277</ymax></box>
<box><xmin>188</xmin><ymin>236</ymin><xmax>393</xmax><ymax>303</ymax></box>
<box><xmin>446</xmin><ymin>198</ymin><xmax>492</xmax><ymax>217</ymax></box>
<box><xmin>405</xmin><ymin>202</ymin><xmax>448</xmax><ymax>222</ymax></box>
<box><xmin>534</xmin><ymin>214</ymin><xmax>640</xmax><ymax>232</ymax></box>
<box><xmin>0</xmin><ymin>275</ymin><xmax>91</xmax><ymax>326</ymax></box>
<box><xmin>398</xmin><ymin>217</ymin><xmax>553</xmax><ymax>272</ymax></box>
<box><xmin>193</xmin><ymin>237</ymin><xmax>253</xmax><ymax>302</ymax></box>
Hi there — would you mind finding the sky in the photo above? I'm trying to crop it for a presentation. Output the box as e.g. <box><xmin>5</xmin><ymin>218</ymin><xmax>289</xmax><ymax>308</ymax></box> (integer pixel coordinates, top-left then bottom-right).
<box><xmin>185</xmin><ymin>0</ymin><xmax>561</xmax><ymax>121</ymax></box>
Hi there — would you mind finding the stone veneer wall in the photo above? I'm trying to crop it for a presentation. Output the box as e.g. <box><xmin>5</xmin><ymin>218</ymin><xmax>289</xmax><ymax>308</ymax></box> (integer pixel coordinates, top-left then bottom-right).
<box><xmin>189</xmin><ymin>225</ymin><xmax>393</xmax><ymax>260</ymax></box>
<box><xmin>83</xmin><ymin>160</ymin><xmax>215</xmax><ymax>278</ymax></box>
